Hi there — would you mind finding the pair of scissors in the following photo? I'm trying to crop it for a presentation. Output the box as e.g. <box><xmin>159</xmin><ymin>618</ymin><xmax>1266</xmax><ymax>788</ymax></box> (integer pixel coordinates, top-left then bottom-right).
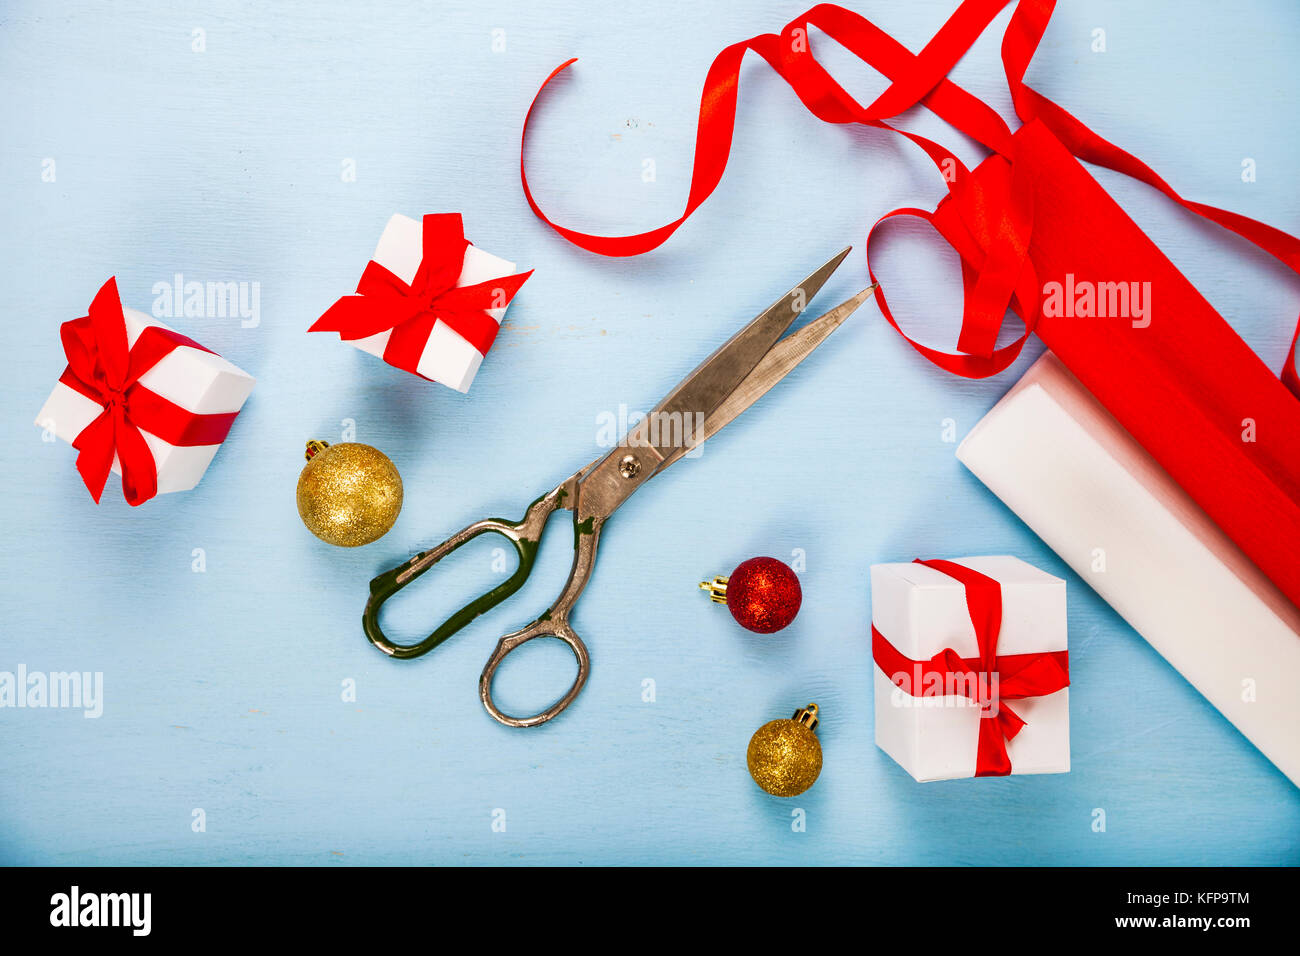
<box><xmin>362</xmin><ymin>248</ymin><xmax>876</xmax><ymax>727</ymax></box>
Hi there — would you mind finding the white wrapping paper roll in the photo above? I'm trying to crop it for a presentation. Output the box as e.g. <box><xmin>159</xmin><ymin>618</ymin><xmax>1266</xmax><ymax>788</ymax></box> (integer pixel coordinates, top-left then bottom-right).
<box><xmin>957</xmin><ymin>352</ymin><xmax>1300</xmax><ymax>787</ymax></box>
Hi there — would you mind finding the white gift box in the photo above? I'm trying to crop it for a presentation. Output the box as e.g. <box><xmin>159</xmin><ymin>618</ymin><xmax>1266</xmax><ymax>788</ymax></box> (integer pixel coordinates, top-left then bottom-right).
<box><xmin>35</xmin><ymin>306</ymin><xmax>255</xmax><ymax>496</ymax></box>
<box><xmin>958</xmin><ymin>352</ymin><xmax>1300</xmax><ymax>787</ymax></box>
<box><xmin>871</xmin><ymin>556</ymin><xmax>1071</xmax><ymax>782</ymax></box>
<box><xmin>343</xmin><ymin>214</ymin><xmax>518</xmax><ymax>393</ymax></box>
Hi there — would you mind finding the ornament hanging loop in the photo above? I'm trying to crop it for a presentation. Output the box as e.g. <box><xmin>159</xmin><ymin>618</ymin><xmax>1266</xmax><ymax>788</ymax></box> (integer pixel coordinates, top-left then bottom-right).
<box><xmin>699</xmin><ymin>576</ymin><xmax>729</xmax><ymax>603</ymax></box>
<box><xmin>793</xmin><ymin>702</ymin><xmax>819</xmax><ymax>732</ymax></box>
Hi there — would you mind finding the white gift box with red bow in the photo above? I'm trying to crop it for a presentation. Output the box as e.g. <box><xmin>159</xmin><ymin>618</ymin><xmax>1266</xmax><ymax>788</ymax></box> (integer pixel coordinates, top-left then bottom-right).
<box><xmin>871</xmin><ymin>556</ymin><xmax>1071</xmax><ymax>782</ymax></box>
<box><xmin>35</xmin><ymin>280</ymin><xmax>255</xmax><ymax>502</ymax></box>
<box><xmin>317</xmin><ymin>214</ymin><xmax>527</xmax><ymax>393</ymax></box>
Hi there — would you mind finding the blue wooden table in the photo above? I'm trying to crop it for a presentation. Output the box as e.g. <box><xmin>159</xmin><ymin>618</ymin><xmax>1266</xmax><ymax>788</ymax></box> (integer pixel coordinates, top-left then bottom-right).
<box><xmin>2</xmin><ymin>0</ymin><xmax>1298</xmax><ymax>865</ymax></box>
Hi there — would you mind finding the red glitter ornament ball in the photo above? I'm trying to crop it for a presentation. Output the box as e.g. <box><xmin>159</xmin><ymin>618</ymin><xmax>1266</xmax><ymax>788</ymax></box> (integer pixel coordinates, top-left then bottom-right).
<box><xmin>725</xmin><ymin>557</ymin><xmax>802</xmax><ymax>633</ymax></box>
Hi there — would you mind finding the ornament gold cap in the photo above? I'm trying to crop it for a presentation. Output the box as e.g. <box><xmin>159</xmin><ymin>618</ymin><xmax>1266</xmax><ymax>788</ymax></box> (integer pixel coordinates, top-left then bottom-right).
<box><xmin>699</xmin><ymin>575</ymin><xmax>729</xmax><ymax>604</ymax></box>
<box><xmin>305</xmin><ymin>439</ymin><xmax>330</xmax><ymax>461</ymax></box>
<box><xmin>792</xmin><ymin>702</ymin><xmax>819</xmax><ymax>733</ymax></box>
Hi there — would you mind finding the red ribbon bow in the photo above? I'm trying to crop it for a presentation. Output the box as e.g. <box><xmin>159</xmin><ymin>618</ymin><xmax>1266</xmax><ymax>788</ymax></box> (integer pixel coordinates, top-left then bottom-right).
<box><xmin>871</xmin><ymin>559</ymin><xmax>1070</xmax><ymax>777</ymax></box>
<box><xmin>58</xmin><ymin>277</ymin><xmax>240</xmax><ymax>506</ymax></box>
<box><xmin>309</xmin><ymin>213</ymin><xmax>532</xmax><ymax>380</ymax></box>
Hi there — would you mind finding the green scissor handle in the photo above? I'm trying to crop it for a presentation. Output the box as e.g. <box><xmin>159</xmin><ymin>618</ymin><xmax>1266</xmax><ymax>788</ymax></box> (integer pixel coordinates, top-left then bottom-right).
<box><xmin>362</xmin><ymin>487</ymin><xmax>562</xmax><ymax>660</ymax></box>
<box><xmin>363</xmin><ymin>466</ymin><xmax>606</xmax><ymax>728</ymax></box>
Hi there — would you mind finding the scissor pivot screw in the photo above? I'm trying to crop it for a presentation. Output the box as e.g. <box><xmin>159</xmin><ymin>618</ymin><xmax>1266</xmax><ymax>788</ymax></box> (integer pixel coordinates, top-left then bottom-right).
<box><xmin>618</xmin><ymin>454</ymin><xmax>641</xmax><ymax>479</ymax></box>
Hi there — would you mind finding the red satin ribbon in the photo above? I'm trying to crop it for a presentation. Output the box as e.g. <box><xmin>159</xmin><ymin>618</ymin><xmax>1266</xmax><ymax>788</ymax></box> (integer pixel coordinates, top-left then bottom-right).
<box><xmin>310</xmin><ymin>213</ymin><xmax>532</xmax><ymax>380</ymax></box>
<box><xmin>520</xmin><ymin>0</ymin><xmax>1300</xmax><ymax>387</ymax></box>
<box><xmin>872</xmin><ymin>558</ymin><xmax>1070</xmax><ymax>777</ymax></box>
<box><xmin>519</xmin><ymin>0</ymin><xmax>1300</xmax><ymax>609</ymax></box>
<box><xmin>58</xmin><ymin>277</ymin><xmax>240</xmax><ymax>506</ymax></box>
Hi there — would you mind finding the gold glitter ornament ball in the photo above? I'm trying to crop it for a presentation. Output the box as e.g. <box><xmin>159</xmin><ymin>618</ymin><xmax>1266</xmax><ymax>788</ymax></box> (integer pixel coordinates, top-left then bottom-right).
<box><xmin>296</xmin><ymin>440</ymin><xmax>403</xmax><ymax>547</ymax></box>
<box><xmin>746</xmin><ymin>703</ymin><xmax>823</xmax><ymax>797</ymax></box>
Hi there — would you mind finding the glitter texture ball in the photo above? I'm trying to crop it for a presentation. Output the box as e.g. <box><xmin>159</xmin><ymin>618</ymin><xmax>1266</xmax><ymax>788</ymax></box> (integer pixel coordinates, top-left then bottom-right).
<box><xmin>747</xmin><ymin>713</ymin><xmax>823</xmax><ymax>797</ymax></box>
<box><xmin>296</xmin><ymin>441</ymin><xmax>403</xmax><ymax>547</ymax></box>
<box><xmin>726</xmin><ymin>556</ymin><xmax>803</xmax><ymax>633</ymax></box>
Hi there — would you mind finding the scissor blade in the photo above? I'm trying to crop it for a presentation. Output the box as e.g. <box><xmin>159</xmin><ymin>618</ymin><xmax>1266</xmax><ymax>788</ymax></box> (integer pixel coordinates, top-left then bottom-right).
<box><xmin>635</xmin><ymin>247</ymin><xmax>852</xmax><ymax>462</ymax></box>
<box><xmin>654</xmin><ymin>284</ymin><xmax>877</xmax><ymax>473</ymax></box>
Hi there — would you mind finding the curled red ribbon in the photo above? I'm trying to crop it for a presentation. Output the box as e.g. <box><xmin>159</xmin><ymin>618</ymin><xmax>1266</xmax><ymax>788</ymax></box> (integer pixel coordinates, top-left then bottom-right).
<box><xmin>309</xmin><ymin>213</ymin><xmax>533</xmax><ymax>380</ymax></box>
<box><xmin>519</xmin><ymin>0</ymin><xmax>1300</xmax><ymax>389</ymax></box>
<box><xmin>871</xmin><ymin>559</ymin><xmax>1070</xmax><ymax>777</ymax></box>
<box><xmin>58</xmin><ymin>277</ymin><xmax>240</xmax><ymax>506</ymax></box>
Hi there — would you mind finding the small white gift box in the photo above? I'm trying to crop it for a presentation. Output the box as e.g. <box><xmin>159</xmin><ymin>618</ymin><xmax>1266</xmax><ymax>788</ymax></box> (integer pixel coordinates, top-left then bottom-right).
<box><xmin>36</xmin><ymin>295</ymin><xmax>255</xmax><ymax>499</ymax></box>
<box><xmin>870</xmin><ymin>555</ymin><xmax>1070</xmax><ymax>782</ymax></box>
<box><xmin>319</xmin><ymin>213</ymin><xmax>526</xmax><ymax>393</ymax></box>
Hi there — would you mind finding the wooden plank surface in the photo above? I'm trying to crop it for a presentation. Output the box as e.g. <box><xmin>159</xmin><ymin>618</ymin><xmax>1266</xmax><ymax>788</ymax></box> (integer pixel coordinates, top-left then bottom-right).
<box><xmin>1</xmin><ymin>0</ymin><xmax>1297</xmax><ymax>865</ymax></box>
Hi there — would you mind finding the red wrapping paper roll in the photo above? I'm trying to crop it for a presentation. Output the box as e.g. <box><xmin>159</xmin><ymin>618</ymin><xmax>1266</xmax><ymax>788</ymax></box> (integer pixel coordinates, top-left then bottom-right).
<box><xmin>1010</xmin><ymin>124</ymin><xmax>1300</xmax><ymax>610</ymax></box>
<box><xmin>929</xmin><ymin>121</ymin><xmax>1300</xmax><ymax>609</ymax></box>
